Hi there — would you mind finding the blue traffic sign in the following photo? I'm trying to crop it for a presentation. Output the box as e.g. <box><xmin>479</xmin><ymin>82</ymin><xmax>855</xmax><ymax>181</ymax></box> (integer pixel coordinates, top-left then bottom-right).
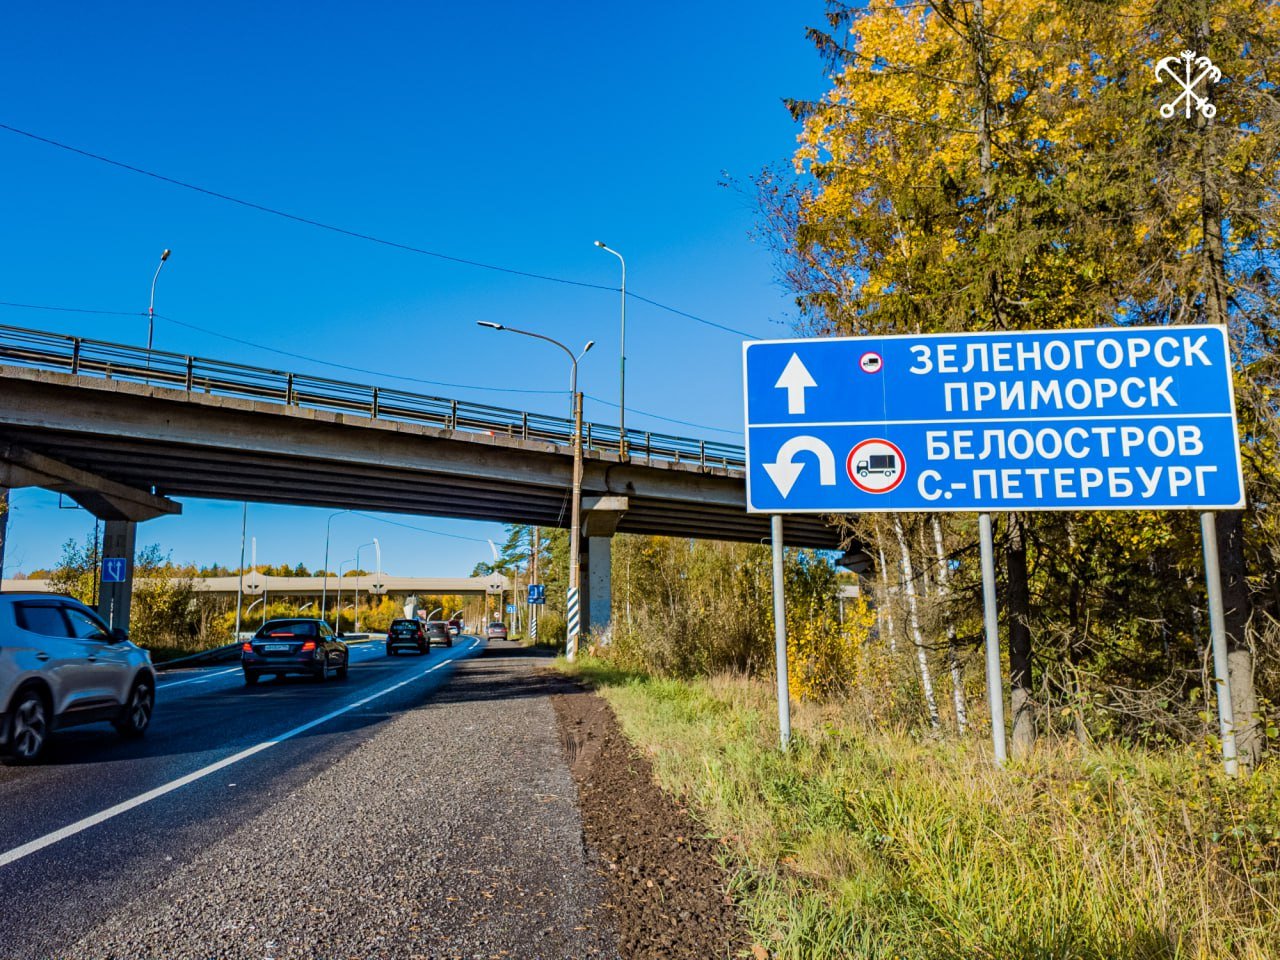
<box><xmin>527</xmin><ymin>583</ymin><xmax>546</xmax><ymax>605</ymax></box>
<box><xmin>506</xmin><ymin>603</ymin><xmax>516</xmax><ymax>614</ymax></box>
<box><xmin>743</xmin><ymin>326</ymin><xmax>1244</xmax><ymax>513</ymax></box>
<box><xmin>102</xmin><ymin>557</ymin><xmax>127</xmax><ymax>583</ymax></box>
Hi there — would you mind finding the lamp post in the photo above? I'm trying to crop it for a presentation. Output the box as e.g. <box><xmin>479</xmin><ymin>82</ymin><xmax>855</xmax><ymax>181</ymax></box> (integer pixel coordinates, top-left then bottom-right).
<box><xmin>477</xmin><ymin>322</ymin><xmax>593</xmax><ymax>420</ymax></box>
<box><xmin>147</xmin><ymin>248</ymin><xmax>171</xmax><ymax>356</ymax></box>
<box><xmin>321</xmin><ymin>509</ymin><xmax>350</xmax><ymax>627</ymax></box>
<box><xmin>593</xmin><ymin>241</ymin><xmax>627</xmax><ymax>456</ymax></box>
<box><xmin>476</xmin><ymin>321</ymin><xmax>593</xmax><ymax>659</ymax></box>
<box><xmin>353</xmin><ymin>540</ymin><xmax>379</xmax><ymax>632</ymax></box>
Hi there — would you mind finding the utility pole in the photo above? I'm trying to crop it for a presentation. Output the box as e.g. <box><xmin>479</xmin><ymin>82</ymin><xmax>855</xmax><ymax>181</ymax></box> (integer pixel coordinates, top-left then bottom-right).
<box><xmin>530</xmin><ymin>525</ymin><xmax>539</xmax><ymax>641</ymax></box>
<box><xmin>568</xmin><ymin>391</ymin><xmax>584</xmax><ymax>658</ymax></box>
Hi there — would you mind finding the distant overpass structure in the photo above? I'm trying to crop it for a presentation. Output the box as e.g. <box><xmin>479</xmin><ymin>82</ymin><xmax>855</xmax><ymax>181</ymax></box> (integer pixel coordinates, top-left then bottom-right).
<box><xmin>0</xmin><ymin>574</ymin><xmax>512</xmax><ymax>600</ymax></box>
<box><xmin>0</xmin><ymin>324</ymin><xmax>847</xmax><ymax>633</ymax></box>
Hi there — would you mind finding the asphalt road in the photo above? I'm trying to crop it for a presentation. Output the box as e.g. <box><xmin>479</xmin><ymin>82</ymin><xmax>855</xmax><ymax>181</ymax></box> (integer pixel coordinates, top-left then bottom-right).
<box><xmin>0</xmin><ymin>636</ymin><xmax>615</xmax><ymax>959</ymax></box>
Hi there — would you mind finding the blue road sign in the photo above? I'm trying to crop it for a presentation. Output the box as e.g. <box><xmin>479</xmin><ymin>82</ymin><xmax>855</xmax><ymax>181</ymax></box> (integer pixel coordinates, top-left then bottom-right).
<box><xmin>506</xmin><ymin>603</ymin><xmax>516</xmax><ymax>614</ymax></box>
<box><xmin>527</xmin><ymin>583</ymin><xmax>546</xmax><ymax>605</ymax></box>
<box><xmin>102</xmin><ymin>557</ymin><xmax>127</xmax><ymax>583</ymax></box>
<box><xmin>743</xmin><ymin>326</ymin><xmax>1244</xmax><ymax>513</ymax></box>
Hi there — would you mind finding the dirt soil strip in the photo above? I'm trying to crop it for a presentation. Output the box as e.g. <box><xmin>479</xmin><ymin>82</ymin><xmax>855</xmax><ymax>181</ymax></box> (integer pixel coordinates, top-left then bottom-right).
<box><xmin>552</xmin><ymin>679</ymin><xmax>751</xmax><ymax>960</ymax></box>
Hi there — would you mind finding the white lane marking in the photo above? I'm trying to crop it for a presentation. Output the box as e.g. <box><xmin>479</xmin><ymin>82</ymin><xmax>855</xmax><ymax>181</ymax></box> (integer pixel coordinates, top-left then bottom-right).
<box><xmin>0</xmin><ymin>638</ymin><xmax>481</xmax><ymax>870</ymax></box>
<box><xmin>158</xmin><ymin>667</ymin><xmax>241</xmax><ymax>689</ymax></box>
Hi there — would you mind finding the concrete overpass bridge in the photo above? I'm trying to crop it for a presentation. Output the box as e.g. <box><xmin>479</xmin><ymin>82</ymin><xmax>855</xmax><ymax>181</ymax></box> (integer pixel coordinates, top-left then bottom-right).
<box><xmin>0</xmin><ymin>324</ymin><xmax>846</xmax><ymax>633</ymax></box>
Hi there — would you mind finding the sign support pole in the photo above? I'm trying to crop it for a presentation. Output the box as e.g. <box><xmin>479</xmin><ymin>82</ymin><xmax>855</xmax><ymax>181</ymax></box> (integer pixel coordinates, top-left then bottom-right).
<box><xmin>1199</xmin><ymin>511</ymin><xmax>1239</xmax><ymax>777</ymax></box>
<box><xmin>770</xmin><ymin>515</ymin><xmax>791</xmax><ymax>750</ymax></box>
<box><xmin>977</xmin><ymin>513</ymin><xmax>1007</xmax><ymax>766</ymax></box>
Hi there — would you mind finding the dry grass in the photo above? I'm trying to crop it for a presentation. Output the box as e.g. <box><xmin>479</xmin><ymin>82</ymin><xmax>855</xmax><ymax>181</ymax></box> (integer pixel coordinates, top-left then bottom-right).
<box><xmin>561</xmin><ymin>659</ymin><xmax>1280</xmax><ymax>960</ymax></box>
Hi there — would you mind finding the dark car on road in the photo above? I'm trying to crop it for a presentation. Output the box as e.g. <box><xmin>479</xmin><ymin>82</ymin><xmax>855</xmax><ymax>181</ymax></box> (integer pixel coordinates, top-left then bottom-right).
<box><xmin>386</xmin><ymin>618</ymin><xmax>429</xmax><ymax>656</ymax></box>
<box><xmin>447</xmin><ymin>617</ymin><xmax>462</xmax><ymax>637</ymax></box>
<box><xmin>242</xmin><ymin>619</ymin><xmax>348</xmax><ymax>685</ymax></box>
<box><xmin>424</xmin><ymin>620</ymin><xmax>452</xmax><ymax>647</ymax></box>
<box><xmin>0</xmin><ymin>594</ymin><xmax>156</xmax><ymax>763</ymax></box>
<box><xmin>486</xmin><ymin>622</ymin><xmax>509</xmax><ymax>641</ymax></box>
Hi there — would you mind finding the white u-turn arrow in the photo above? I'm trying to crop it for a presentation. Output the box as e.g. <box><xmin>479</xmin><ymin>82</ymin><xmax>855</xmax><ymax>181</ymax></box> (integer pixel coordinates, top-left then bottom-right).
<box><xmin>774</xmin><ymin>353</ymin><xmax>816</xmax><ymax>415</ymax></box>
<box><xmin>763</xmin><ymin>435</ymin><xmax>837</xmax><ymax>498</ymax></box>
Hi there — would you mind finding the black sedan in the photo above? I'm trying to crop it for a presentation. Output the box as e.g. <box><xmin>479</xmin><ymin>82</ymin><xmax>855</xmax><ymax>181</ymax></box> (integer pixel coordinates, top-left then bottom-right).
<box><xmin>386</xmin><ymin>618</ymin><xmax>430</xmax><ymax>656</ymax></box>
<box><xmin>242</xmin><ymin>618</ymin><xmax>349</xmax><ymax>685</ymax></box>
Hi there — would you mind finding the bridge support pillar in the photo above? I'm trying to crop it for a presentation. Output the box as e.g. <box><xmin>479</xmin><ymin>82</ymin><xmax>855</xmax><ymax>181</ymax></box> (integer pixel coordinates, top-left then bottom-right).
<box><xmin>98</xmin><ymin>519</ymin><xmax>137</xmax><ymax>632</ymax></box>
<box><xmin>581</xmin><ymin>496</ymin><xmax>628</xmax><ymax>636</ymax></box>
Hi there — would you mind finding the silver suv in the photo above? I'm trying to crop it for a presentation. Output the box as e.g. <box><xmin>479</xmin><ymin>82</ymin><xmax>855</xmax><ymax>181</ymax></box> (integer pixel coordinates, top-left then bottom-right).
<box><xmin>0</xmin><ymin>594</ymin><xmax>156</xmax><ymax>763</ymax></box>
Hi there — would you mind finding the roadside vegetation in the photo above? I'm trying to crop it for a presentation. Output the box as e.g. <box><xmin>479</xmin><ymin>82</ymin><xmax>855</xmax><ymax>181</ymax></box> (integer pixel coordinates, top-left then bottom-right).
<box><xmin>562</xmin><ymin>658</ymin><xmax>1280</xmax><ymax>960</ymax></box>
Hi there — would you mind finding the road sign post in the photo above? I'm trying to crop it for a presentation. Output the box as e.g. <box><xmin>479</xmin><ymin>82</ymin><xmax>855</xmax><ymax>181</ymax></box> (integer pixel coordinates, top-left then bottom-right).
<box><xmin>1200</xmin><ymin>511</ymin><xmax>1239</xmax><ymax>776</ymax></box>
<box><xmin>771</xmin><ymin>515</ymin><xmax>791</xmax><ymax>750</ymax></box>
<box><xmin>744</xmin><ymin>326</ymin><xmax>1245</xmax><ymax>771</ymax></box>
<box><xmin>978</xmin><ymin>513</ymin><xmax>1007</xmax><ymax>766</ymax></box>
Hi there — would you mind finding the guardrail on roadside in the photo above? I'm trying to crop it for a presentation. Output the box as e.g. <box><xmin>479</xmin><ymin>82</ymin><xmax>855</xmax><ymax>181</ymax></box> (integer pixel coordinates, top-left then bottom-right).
<box><xmin>0</xmin><ymin>323</ymin><xmax>747</xmax><ymax>470</ymax></box>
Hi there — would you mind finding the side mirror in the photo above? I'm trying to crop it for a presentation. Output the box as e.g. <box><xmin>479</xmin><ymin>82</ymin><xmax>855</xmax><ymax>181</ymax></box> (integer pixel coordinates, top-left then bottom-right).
<box><xmin>109</xmin><ymin>627</ymin><xmax>130</xmax><ymax>643</ymax></box>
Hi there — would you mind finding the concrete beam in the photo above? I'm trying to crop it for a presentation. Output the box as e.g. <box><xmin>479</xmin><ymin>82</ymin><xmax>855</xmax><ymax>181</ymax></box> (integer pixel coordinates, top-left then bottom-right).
<box><xmin>0</xmin><ymin>444</ymin><xmax>180</xmax><ymax>522</ymax></box>
<box><xmin>582</xmin><ymin>496</ymin><xmax>628</xmax><ymax>539</ymax></box>
<box><xmin>0</xmin><ymin>368</ymin><xmax>843</xmax><ymax>548</ymax></box>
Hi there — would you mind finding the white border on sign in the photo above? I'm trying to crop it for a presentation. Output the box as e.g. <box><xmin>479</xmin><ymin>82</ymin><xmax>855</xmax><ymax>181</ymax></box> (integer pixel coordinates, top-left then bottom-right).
<box><xmin>742</xmin><ymin>325</ymin><xmax>1246</xmax><ymax>514</ymax></box>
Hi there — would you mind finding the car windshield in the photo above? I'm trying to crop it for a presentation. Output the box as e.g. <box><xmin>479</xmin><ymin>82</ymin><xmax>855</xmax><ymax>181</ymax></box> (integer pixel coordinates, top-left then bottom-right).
<box><xmin>489</xmin><ymin>623</ymin><xmax>506</xmax><ymax>629</ymax></box>
<box><xmin>256</xmin><ymin>621</ymin><xmax>317</xmax><ymax>639</ymax></box>
<box><xmin>390</xmin><ymin>621</ymin><xmax>418</xmax><ymax>634</ymax></box>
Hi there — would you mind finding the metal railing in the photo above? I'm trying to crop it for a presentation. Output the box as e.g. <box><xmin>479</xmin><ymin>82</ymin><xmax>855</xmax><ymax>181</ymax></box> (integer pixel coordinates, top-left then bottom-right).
<box><xmin>0</xmin><ymin>324</ymin><xmax>747</xmax><ymax>470</ymax></box>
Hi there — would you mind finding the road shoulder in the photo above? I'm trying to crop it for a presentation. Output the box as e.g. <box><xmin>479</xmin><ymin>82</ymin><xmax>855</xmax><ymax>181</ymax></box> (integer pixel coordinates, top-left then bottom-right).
<box><xmin>551</xmin><ymin>675</ymin><xmax>750</xmax><ymax>960</ymax></box>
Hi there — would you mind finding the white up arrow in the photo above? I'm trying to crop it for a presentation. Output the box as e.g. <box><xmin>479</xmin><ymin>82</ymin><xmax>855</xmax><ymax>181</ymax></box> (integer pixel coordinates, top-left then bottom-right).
<box><xmin>774</xmin><ymin>353</ymin><xmax>816</xmax><ymax>415</ymax></box>
<box><xmin>763</xmin><ymin>435</ymin><xmax>837</xmax><ymax>498</ymax></box>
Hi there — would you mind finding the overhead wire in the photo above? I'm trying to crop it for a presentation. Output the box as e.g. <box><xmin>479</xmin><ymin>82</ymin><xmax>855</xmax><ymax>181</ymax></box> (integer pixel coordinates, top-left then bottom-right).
<box><xmin>0</xmin><ymin>122</ymin><xmax>762</xmax><ymax>339</ymax></box>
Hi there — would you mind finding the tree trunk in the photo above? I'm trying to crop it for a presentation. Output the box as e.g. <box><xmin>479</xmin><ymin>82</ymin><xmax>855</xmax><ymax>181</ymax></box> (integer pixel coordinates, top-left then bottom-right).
<box><xmin>877</xmin><ymin>542</ymin><xmax>897</xmax><ymax>654</ymax></box>
<box><xmin>1195</xmin><ymin>12</ymin><xmax>1261</xmax><ymax>765</ymax></box>
<box><xmin>894</xmin><ymin>517</ymin><xmax>941</xmax><ymax>729</ymax></box>
<box><xmin>1007</xmin><ymin>513</ymin><xmax>1036</xmax><ymax>757</ymax></box>
<box><xmin>932</xmin><ymin>515</ymin><xmax>967</xmax><ymax>733</ymax></box>
<box><xmin>1216</xmin><ymin>510</ymin><xmax>1262</xmax><ymax>764</ymax></box>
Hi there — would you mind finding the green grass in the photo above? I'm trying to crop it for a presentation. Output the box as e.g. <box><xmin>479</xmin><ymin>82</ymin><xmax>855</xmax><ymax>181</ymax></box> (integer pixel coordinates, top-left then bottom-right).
<box><xmin>559</xmin><ymin>657</ymin><xmax>1280</xmax><ymax>960</ymax></box>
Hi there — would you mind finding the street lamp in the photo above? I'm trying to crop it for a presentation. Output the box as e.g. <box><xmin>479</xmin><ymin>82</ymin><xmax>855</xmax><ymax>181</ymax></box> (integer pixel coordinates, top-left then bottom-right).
<box><xmin>320</xmin><ymin>510</ymin><xmax>350</xmax><ymax>626</ymax></box>
<box><xmin>476</xmin><ymin>321</ymin><xmax>593</xmax><ymax>660</ymax></box>
<box><xmin>476</xmin><ymin>321</ymin><xmax>593</xmax><ymax>419</ymax></box>
<box><xmin>594</xmin><ymin>241</ymin><xmax>627</xmax><ymax>456</ymax></box>
<box><xmin>353</xmin><ymin>540</ymin><xmax>379</xmax><ymax>632</ymax></box>
<box><xmin>147</xmin><ymin>248</ymin><xmax>171</xmax><ymax>356</ymax></box>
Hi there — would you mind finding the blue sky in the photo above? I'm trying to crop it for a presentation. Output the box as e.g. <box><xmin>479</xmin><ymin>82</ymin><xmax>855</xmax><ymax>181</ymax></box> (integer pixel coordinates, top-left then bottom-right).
<box><xmin>0</xmin><ymin>1</ymin><xmax>832</xmax><ymax>576</ymax></box>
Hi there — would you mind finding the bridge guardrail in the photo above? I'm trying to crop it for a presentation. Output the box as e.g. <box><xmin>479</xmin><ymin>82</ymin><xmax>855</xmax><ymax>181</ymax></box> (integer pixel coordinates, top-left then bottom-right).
<box><xmin>0</xmin><ymin>324</ymin><xmax>747</xmax><ymax>469</ymax></box>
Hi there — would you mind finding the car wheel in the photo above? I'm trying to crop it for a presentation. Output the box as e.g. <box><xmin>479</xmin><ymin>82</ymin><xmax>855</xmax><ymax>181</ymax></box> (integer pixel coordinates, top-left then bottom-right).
<box><xmin>314</xmin><ymin>658</ymin><xmax>328</xmax><ymax>682</ymax></box>
<box><xmin>244</xmin><ymin>671</ymin><xmax>259</xmax><ymax>686</ymax></box>
<box><xmin>4</xmin><ymin>685</ymin><xmax>50</xmax><ymax>764</ymax></box>
<box><xmin>114</xmin><ymin>676</ymin><xmax>155</xmax><ymax>738</ymax></box>
<box><xmin>446</xmin><ymin>636</ymin><xmax>454</xmax><ymax>647</ymax></box>
<box><xmin>386</xmin><ymin>645</ymin><xmax>396</xmax><ymax>657</ymax></box>
<box><xmin>336</xmin><ymin>656</ymin><xmax>349</xmax><ymax>680</ymax></box>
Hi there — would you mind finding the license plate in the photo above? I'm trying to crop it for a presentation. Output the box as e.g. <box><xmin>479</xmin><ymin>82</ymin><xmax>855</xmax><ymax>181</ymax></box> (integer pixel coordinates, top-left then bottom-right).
<box><xmin>262</xmin><ymin>643</ymin><xmax>289</xmax><ymax>652</ymax></box>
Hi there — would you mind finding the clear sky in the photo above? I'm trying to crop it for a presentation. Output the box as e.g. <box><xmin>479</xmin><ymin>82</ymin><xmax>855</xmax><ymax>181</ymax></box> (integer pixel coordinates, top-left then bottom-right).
<box><xmin>0</xmin><ymin>1</ymin><xmax>832</xmax><ymax>577</ymax></box>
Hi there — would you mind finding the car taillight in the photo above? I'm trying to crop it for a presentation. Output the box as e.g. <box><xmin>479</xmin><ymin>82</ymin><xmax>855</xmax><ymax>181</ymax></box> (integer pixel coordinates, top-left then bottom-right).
<box><xmin>300</xmin><ymin>640</ymin><xmax>317</xmax><ymax>652</ymax></box>
<box><xmin>241</xmin><ymin>642</ymin><xmax>252</xmax><ymax>652</ymax></box>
